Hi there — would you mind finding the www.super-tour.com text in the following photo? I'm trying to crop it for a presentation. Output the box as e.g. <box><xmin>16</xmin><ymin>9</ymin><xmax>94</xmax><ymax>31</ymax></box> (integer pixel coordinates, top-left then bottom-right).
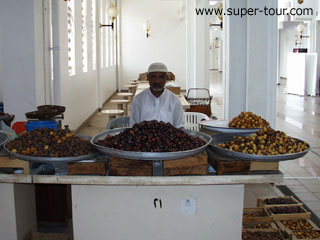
<box><xmin>195</xmin><ymin>7</ymin><xmax>317</xmax><ymax>18</ymax></box>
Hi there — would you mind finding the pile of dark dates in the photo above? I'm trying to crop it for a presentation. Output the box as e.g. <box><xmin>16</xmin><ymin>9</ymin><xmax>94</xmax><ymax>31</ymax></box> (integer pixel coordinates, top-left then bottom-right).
<box><xmin>6</xmin><ymin>128</ymin><xmax>96</xmax><ymax>157</ymax></box>
<box><xmin>264</xmin><ymin>197</ymin><xmax>297</xmax><ymax>205</ymax></box>
<box><xmin>97</xmin><ymin>120</ymin><xmax>206</xmax><ymax>152</ymax></box>
<box><xmin>242</xmin><ymin>231</ymin><xmax>285</xmax><ymax>240</ymax></box>
<box><xmin>269</xmin><ymin>206</ymin><xmax>306</xmax><ymax>214</ymax></box>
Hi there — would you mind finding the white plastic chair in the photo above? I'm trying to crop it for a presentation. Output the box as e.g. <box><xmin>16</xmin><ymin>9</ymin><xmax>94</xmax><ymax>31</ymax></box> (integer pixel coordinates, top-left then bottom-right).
<box><xmin>183</xmin><ymin>112</ymin><xmax>210</xmax><ymax>131</ymax></box>
<box><xmin>106</xmin><ymin>116</ymin><xmax>130</xmax><ymax>129</ymax></box>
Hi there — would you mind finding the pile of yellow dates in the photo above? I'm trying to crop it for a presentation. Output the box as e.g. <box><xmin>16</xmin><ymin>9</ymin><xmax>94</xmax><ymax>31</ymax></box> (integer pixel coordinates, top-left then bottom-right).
<box><xmin>217</xmin><ymin>127</ymin><xmax>309</xmax><ymax>155</ymax></box>
<box><xmin>229</xmin><ymin>111</ymin><xmax>269</xmax><ymax>128</ymax></box>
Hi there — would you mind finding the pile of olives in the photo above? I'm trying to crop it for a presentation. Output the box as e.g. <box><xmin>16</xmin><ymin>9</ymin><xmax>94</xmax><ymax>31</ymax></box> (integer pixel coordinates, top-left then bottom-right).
<box><xmin>6</xmin><ymin>128</ymin><xmax>96</xmax><ymax>157</ymax></box>
<box><xmin>97</xmin><ymin>120</ymin><xmax>206</xmax><ymax>152</ymax></box>
<box><xmin>217</xmin><ymin>127</ymin><xmax>309</xmax><ymax>155</ymax></box>
<box><xmin>229</xmin><ymin>111</ymin><xmax>270</xmax><ymax>128</ymax></box>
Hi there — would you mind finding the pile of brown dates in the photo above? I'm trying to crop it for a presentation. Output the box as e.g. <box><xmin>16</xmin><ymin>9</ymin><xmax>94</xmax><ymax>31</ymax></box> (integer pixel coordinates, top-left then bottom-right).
<box><xmin>269</xmin><ymin>206</ymin><xmax>306</xmax><ymax>214</ymax></box>
<box><xmin>264</xmin><ymin>197</ymin><xmax>297</xmax><ymax>205</ymax></box>
<box><xmin>217</xmin><ymin>127</ymin><xmax>309</xmax><ymax>155</ymax></box>
<box><xmin>6</xmin><ymin>128</ymin><xmax>95</xmax><ymax>157</ymax></box>
<box><xmin>229</xmin><ymin>111</ymin><xmax>270</xmax><ymax>128</ymax></box>
<box><xmin>293</xmin><ymin>230</ymin><xmax>320</xmax><ymax>239</ymax></box>
<box><xmin>96</xmin><ymin>120</ymin><xmax>206</xmax><ymax>152</ymax></box>
<box><xmin>242</xmin><ymin>231</ymin><xmax>284</xmax><ymax>240</ymax></box>
<box><xmin>281</xmin><ymin>219</ymin><xmax>314</xmax><ymax>231</ymax></box>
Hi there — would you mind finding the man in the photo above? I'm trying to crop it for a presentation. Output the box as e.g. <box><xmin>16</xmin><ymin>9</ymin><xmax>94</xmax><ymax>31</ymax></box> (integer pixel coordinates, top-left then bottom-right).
<box><xmin>129</xmin><ymin>62</ymin><xmax>184</xmax><ymax>128</ymax></box>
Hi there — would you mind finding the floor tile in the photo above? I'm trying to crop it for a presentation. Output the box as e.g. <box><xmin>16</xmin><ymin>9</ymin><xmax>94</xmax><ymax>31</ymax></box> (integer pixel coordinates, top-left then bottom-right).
<box><xmin>298</xmin><ymin>178</ymin><xmax>320</xmax><ymax>186</ymax></box>
<box><xmin>294</xmin><ymin>192</ymin><xmax>318</xmax><ymax>202</ymax></box>
<box><xmin>283</xmin><ymin>179</ymin><xmax>301</xmax><ymax>186</ymax></box>
<box><xmin>304</xmin><ymin>184</ymin><xmax>320</xmax><ymax>192</ymax></box>
<box><xmin>313</xmin><ymin>192</ymin><xmax>320</xmax><ymax>200</ymax></box>
<box><xmin>304</xmin><ymin>201</ymin><xmax>320</xmax><ymax>212</ymax></box>
<box><xmin>312</xmin><ymin>210</ymin><xmax>320</xmax><ymax>219</ymax></box>
<box><xmin>287</xmin><ymin>185</ymin><xmax>310</xmax><ymax>193</ymax></box>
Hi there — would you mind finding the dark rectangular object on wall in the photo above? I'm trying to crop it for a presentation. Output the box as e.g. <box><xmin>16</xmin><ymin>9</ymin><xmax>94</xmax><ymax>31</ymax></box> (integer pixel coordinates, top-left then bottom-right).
<box><xmin>293</xmin><ymin>48</ymin><xmax>308</xmax><ymax>53</ymax></box>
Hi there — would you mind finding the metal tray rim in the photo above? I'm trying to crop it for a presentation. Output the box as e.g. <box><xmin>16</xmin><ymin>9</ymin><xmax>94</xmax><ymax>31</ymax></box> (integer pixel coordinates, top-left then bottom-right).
<box><xmin>3</xmin><ymin>135</ymin><xmax>99</xmax><ymax>163</ymax></box>
<box><xmin>90</xmin><ymin>128</ymin><xmax>212</xmax><ymax>160</ymax></box>
<box><xmin>209</xmin><ymin>134</ymin><xmax>310</xmax><ymax>162</ymax></box>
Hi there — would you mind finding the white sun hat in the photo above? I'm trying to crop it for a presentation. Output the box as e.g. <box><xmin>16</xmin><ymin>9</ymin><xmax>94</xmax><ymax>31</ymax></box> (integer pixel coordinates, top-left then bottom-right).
<box><xmin>148</xmin><ymin>62</ymin><xmax>168</xmax><ymax>73</ymax></box>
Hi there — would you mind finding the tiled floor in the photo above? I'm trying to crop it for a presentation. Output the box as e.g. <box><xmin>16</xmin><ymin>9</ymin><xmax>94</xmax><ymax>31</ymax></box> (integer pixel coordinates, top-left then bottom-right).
<box><xmin>77</xmin><ymin>74</ymin><xmax>320</xmax><ymax>217</ymax></box>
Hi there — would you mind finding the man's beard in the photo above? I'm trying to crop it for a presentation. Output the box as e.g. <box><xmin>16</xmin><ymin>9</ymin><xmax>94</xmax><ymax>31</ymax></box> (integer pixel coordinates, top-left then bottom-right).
<box><xmin>151</xmin><ymin>86</ymin><xmax>164</xmax><ymax>92</ymax></box>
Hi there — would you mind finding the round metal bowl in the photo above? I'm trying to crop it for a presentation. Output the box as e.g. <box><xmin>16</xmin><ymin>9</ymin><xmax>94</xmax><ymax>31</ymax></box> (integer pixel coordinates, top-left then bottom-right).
<box><xmin>91</xmin><ymin>128</ymin><xmax>212</xmax><ymax>160</ymax></box>
<box><xmin>3</xmin><ymin>135</ymin><xmax>99</xmax><ymax>163</ymax></box>
<box><xmin>209</xmin><ymin>134</ymin><xmax>310</xmax><ymax>162</ymax></box>
<box><xmin>0</xmin><ymin>132</ymin><xmax>9</xmax><ymax>148</ymax></box>
<box><xmin>200</xmin><ymin>120</ymin><xmax>264</xmax><ymax>134</ymax></box>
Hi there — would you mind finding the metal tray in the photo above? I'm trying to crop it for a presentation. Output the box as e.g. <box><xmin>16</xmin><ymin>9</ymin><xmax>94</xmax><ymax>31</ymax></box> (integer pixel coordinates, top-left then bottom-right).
<box><xmin>3</xmin><ymin>135</ymin><xmax>99</xmax><ymax>163</ymax></box>
<box><xmin>209</xmin><ymin>134</ymin><xmax>309</xmax><ymax>162</ymax></box>
<box><xmin>0</xmin><ymin>114</ymin><xmax>11</xmax><ymax>121</ymax></box>
<box><xmin>200</xmin><ymin>120</ymin><xmax>263</xmax><ymax>134</ymax></box>
<box><xmin>91</xmin><ymin>128</ymin><xmax>212</xmax><ymax>161</ymax></box>
<box><xmin>0</xmin><ymin>132</ymin><xmax>9</xmax><ymax>148</ymax></box>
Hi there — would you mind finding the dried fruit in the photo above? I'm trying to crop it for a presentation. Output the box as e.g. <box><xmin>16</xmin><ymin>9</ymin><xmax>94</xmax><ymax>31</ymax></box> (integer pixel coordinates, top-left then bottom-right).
<box><xmin>281</xmin><ymin>219</ymin><xmax>313</xmax><ymax>231</ymax></box>
<box><xmin>269</xmin><ymin>206</ymin><xmax>307</xmax><ymax>214</ymax></box>
<box><xmin>229</xmin><ymin>111</ymin><xmax>269</xmax><ymax>128</ymax></box>
<box><xmin>97</xmin><ymin>120</ymin><xmax>206</xmax><ymax>152</ymax></box>
<box><xmin>217</xmin><ymin>127</ymin><xmax>309</xmax><ymax>155</ymax></box>
<box><xmin>264</xmin><ymin>197</ymin><xmax>298</xmax><ymax>205</ymax></box>
<box><xmin>242</xmin><ymin>231</ymin><xmax>284</xmax><ymax>240</ymax></box>
<box><xmin>6</xmin><ymin>128</ymin><xmax>96</xmax><ymax>157</ymax></box>
<box><xmin>293</xmin><ymin>230</ymin><xmax>320</xmax><ymax>239</ymax></box>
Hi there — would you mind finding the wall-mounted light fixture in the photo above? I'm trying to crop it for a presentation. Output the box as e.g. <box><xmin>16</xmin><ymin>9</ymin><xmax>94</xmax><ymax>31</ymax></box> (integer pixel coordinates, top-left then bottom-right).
<box><xmin>297</xmin><ymin>22</ymin><xmax>309</xmax><ymax>40</ymax></box>
<box><xmin>100</xmin><ymin>3</ymin><xmax>119</xmax><ymax>31</ymax></box>
<box><xmin>209</xmin><ymin>3</ymin><xmax>223</xmax><ymax>30</ymax></box>
<box><xmin>294</xmin><ymin>22</ymin><xmax>309</xmax><ymax>46</ymax></box>
<box><xmin>143</xmin><ymin>20</ymin><xmax>151</xmax><ymax>38</ymax></box>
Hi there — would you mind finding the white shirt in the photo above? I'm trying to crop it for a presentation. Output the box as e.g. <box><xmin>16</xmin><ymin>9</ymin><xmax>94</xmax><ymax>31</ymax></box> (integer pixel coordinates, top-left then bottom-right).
<box><xmin>130</xmin><ymin>88</ymin><xmax>184</xmax><ymax>128</ymax></box>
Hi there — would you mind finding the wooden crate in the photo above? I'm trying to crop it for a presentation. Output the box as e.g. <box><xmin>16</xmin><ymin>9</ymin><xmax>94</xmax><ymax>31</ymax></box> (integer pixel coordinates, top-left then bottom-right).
<box><xmin>109</xmin><ymin>152</ymin><xmax>208</xmax><ymax>176</ymax></box>
<box><xmin>24</xmin><ymin>231</ymin><xmax>70</xmax><ymax>240</ymax></box>
<box><xmin>208</xmin><ymin>150</ymin><xmax>279</xmax><ymax>175</ymax></box>
<box><xmin>257</xmin><ymin>196</ymin><xmax>301</xmax><ymax>207</ymax></box>
<box><xmin>0</xmin><ymin>155</ymin><xmax>30</xmax><ymax>174</ymax></box>
<box><xmin>275</xmin><ymin>219</ymin><xmax>320</xmax><ymax>233</ymax></box>
<box><xmin>243</xmin><ymin>208</ymin><xmax>273</xmax><ymax>224</ymax></box>
<box><xmin>68</xmin><ymin>162</ymin><xmax>106</xmax><ymax>176</ymax></box>
<box><xmin>242</xmin><ymin>229</ymin><xmax>291</xmax><ymax>240</ymax></box>
<box><xmin>291</xmin><ymin>230</ymin><xmax>320</xmax><ymax>240</ymax></box>
<box><xmin>243</xmin><ymin>221</ymin><xmax>279</xmax><ymax>230</ymax></box>
<box><xmin>265</xmin><ymin>205</ymin><xmax>311</xmax><ymax>221</ymax></box>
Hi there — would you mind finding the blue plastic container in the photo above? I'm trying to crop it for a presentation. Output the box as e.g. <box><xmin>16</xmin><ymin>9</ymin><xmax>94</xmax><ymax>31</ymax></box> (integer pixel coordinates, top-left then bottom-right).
<box><xmin>25</xmin><ymin>121</ymin><xmax>58</xmax><ymax>132</ymax></box>
<box><xmin>0</xmin><ymin>102</ymin><xmax>3</xmax><ymax>112</ymax></box>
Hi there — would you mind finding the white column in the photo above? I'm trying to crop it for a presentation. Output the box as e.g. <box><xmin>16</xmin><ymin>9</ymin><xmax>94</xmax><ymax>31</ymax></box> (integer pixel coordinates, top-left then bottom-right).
<box><xmin>186</xmin><ymin>0</ymin><xmax>210</xmax><ymax>90</ymax></box>
<box><xmin>246</xmin><ymin>0</ymin><xmax>277</xmax><ymax>127</ymax></box>
<box><xmin>0</xmin><ymin>0</ymin><xmax>45</xmax><ymax>120</ymax></box>
<box><xmin>224</xmin><ymin>0</ymin><xmax>277</xmax><ymax>127</ymax></box>
<box><xmin>224</xmin><ymin>0</ymin><xmax>247</xmax><ymax>119</ymax></box>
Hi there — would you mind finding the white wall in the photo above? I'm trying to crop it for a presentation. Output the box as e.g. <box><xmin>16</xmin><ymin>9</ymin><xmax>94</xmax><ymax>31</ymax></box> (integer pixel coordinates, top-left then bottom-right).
<box><xmin>0</xmin><ymin>0</ymin><xmax>45</xmax><ymax>120</ymax></box>
<box><xmin>53</xmin><ymin>0</ymin><xmax>117</xmax><ymax>130</ymax></box>
<box><xmin>279</xmin><ymin>21</ymin><xmax>310</xmax><ymax>78</ymax></box>
<box><xmin>119</xmin><ymin>0</ymin><xmax>186</xmax><ymax>89</ymax></box>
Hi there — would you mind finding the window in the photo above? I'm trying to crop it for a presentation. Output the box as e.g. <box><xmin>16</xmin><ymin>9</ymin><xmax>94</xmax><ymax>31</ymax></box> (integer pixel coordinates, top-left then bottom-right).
<box><xmin>91</xmin><ymin>0</ymin><xmax>97</xmax><ymax>70</ymax></box>
<box><xmin>82</xmin><ymin>0</ymin><xmax>88</xmax><ymax>73</ymax></box>
<box><xmin>67</xmin><ymin>0</ymin><xmax>75</xmax><ymax>76</ymax></box>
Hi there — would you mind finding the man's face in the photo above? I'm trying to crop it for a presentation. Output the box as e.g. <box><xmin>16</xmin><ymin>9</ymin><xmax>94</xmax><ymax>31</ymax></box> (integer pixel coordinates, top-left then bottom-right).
<box><xmin>148</xmin><ymin>72</ymin><xmax>167</xmax><ymax>92</ymax></box>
